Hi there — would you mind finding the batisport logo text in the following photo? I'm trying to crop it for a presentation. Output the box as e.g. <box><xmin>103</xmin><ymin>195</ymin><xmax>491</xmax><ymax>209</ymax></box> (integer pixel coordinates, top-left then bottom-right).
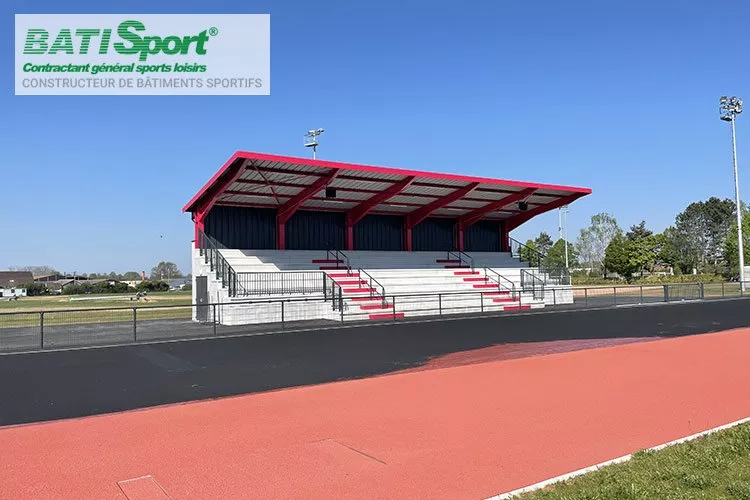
<box><xmin>23</xmin><ymin>20</ymin><xmax>218</xmax><ymax>62</ymax></box>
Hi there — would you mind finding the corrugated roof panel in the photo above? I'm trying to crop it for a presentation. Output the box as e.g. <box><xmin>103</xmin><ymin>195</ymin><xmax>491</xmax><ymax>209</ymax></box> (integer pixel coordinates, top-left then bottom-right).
<box><xmin>445</xmin><ymin>199</ymin><xmax>489</xmax><ymax>209</ymax></box>
<box><xmin>388</xmin><ymin>194</ymin><xmax>434</xmax><ymax>205</ymax></box>
<box><xmin>331</xmin><ymin>178</ymin><xmax>396</xmax><ymax>191</ymax></box>
<box><xmin>301</xmin><ymin>199</ymin><xmax>356</xmax><ymax>209</ymax></box>
<box><xmin>218</xmin><ymin>194</ymin><xmax>283</xmax><ymax>205</ymax></box>
<box><xmin>401</xmin><ymin>185</ymin><xmax>456</xmax><ymax>197</ymax></box>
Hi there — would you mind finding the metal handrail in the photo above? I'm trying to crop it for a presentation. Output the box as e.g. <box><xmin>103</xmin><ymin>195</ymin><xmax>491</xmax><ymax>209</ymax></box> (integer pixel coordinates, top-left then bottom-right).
<box><xmin>448</xmin><ymin>248</ymin><xmax>474</xmax><ymax>270</ymax></box>
<box><xmin>358</xmin><ymin>268</ymin><xmax>387</xmax><ymax>307</ymax></box>
<box><xmin>520</xmin><ymin>268</ymin><xmax>545</xmax><ymax>300</ymax></box>
<box><xmin>484</xmin><ymin>268</ymin><xmax>518</xmax><ymax>299</ymax></box>
<box><xmin>198</xmin><ymin>229</ymin><xmax>240</xmax><ymax>297</ymax></box>
<box><xmin>509</xmin><ymin>237</ymin><xmax>570</xmax><ymax>287</ymax></box>
<box><xmin>325</xmin><ymin>245</ymin><xmax>351</xmax><ymax>273</ymax></box>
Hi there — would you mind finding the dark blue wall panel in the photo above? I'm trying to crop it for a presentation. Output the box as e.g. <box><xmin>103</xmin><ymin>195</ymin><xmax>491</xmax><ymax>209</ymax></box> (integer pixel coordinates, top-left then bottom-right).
<box><xmin>204</xmin><ymin>206</ymin><xmax>276</xmax><ymax>249</ymax></box>
<box><xmin>413</xmin><ymin>217</ymin><xmax>455</xmax><ymax>251</ymax></box>
<box><xmin>286</xmin><ymin>210</ymin><xmax>345</xmax><ymax>250</ymax></box>
<box><xmin>354</xmin><ymin>214</ymin><xmax>403</xmax><ymax>250</ymax></box>
<box><xmin>465</xmin><ymin>220</ymin><xmax>500</xmax><ymax>252</ymax></box>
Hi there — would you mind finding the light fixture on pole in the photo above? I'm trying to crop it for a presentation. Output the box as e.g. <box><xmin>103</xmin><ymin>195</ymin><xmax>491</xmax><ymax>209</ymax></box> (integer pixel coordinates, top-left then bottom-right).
<box><xmin>304</xmin><ymin>128</ymin><xmax>325</xmax><ymax>159</ymax></box>
<box><xmin>559</xmin><ymin>205</ymin><xmax>569</xmax><ymax>269</ymax></box>
<box><xmin>720</xmin><ymin>96</ymin><xmax>745</xmax><ymax>291</ymax></box>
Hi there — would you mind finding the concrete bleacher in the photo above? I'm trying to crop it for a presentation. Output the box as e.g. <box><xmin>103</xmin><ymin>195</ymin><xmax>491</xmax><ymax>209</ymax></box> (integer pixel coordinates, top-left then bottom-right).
<box><xmin>192</xmin><ymin>248</ymin><xmax>572</xmax><ymax>325</ymax></box>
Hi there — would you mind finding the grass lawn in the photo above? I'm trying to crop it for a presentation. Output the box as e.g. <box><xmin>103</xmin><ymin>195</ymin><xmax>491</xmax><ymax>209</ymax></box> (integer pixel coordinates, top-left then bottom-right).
<box><xmin>0</xmin><ymin>291</ymin><xmax>192</xmax><ymax>312</ymax></box>
<box><xmin>518</xmin><ymin>421</ymin><xmax>750</xmax><ymax>500</ymax></box>
<box><xmin>0</xmin><ymin>292</ymin><xmax>194</xmax><ymax>328</ymax></box>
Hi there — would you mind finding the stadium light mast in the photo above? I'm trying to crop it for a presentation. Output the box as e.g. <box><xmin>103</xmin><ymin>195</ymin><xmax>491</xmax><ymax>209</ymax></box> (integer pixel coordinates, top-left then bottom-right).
<box><xmin>559</xmin><ymin>205</ymin><xmax>569</xmax><ymax>269</ymax></box>
<box><xmin>720</xmin><ymin>96</ymin><xmax>745</xmax><ymax>291</ymax></box>
<box><xmin>304</xmin><ymin>128</ymin><xmax>325</xmax><ymax>159</ymax></box>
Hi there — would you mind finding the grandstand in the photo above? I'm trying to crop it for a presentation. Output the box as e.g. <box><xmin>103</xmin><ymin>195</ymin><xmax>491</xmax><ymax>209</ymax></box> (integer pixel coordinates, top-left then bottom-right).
<box><xmin>184</xmin><ymin>152</ymin><xmax>590</xmax><ymax>325</ymax></box>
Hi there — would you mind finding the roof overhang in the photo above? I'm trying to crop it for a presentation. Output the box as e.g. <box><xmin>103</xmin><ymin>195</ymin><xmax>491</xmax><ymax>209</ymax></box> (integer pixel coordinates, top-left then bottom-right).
<box><xmin>183</xmin><ymin>151</ymin><xmax>591</xmax><ymax>228</ymax></box>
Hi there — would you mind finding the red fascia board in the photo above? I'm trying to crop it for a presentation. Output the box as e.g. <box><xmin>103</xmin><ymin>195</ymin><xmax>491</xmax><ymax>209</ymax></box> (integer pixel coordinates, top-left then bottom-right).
<box><xmin>346</xmin><ymin>176</ymin><xmax>416</xmax><ymax>226</ymax></box>
<box><xmin>458</xmin><ymin>188</ymin><xmax>536</xmax><ymax>227</ymax></box>
<box><xmin>185</xmin><ymin>151</ymin><xmax>592</xmax><ymax>213</ymax></box>
<box><xmin>405</xmin><ymin>183</ymin><xmax>480</xmax><ymax>229</ymax></box>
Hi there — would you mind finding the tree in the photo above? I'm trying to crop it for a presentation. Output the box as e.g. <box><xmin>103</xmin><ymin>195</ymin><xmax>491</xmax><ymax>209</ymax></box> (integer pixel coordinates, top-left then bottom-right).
<box><xmin>723</xmin><ymin>211</ymin><xmax>750</xmax><ymax>277</ymax></box>
<box><xmin>669</xmin><ymin>197</ymin><xmax>736</xmax><ymax>273</ymax></box>
<box><xmin>626</xmin><ymin>221</ymin><xmax>653</xmax><ymax>241</ymax></box>
<box><xmin>544</xmin><ymin>239</ymin><xmax>579</xmax><ymax>269</ymax></box>
<box><xmin>150</xmin><ymin>262</ymin><xmax>182</xmax><ymax>281</ymax></box>
<box><xmin>8</xmin><ymin>265</ymin><xmax>58</xmax><ymax>277</ymax></box>
<box><xmin>534</xmin><ymin>232</ymin><xmax>554</xmax><ymax>255</ymax></box>
<box><xmin>604</xmin><ymin>230</ymin><xmax>662</xmax><ymax>282</ymax></box>
<box><xmin>136</xmin><ymin>280</ymin><xmax>170</xmax><ymax>292</ymax></box>
<box><xmin>16</xmin><ymin>282</ymin><xmax>49</xmax><ymax>296</ymax></box>
<box><xmin>122</xmin><ymin>271</ymin><xmax>141</xmax><ymax>281</ymax></box>
<box><xmin>576</xmin><ymin>213</ymin><xmax>622</xmax><ymax>275</ymax></box>
<box><xmin>518</xmin><ymin>239</ymin><xmax>541</xmax><ymax>266</ymax></box>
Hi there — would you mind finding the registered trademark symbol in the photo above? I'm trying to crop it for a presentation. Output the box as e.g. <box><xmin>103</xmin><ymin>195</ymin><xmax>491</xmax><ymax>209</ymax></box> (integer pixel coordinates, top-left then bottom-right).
<box><xmin>209</xmin><ymin>27</ymin><xmax>219</xmax><ymax>36</ymax></box>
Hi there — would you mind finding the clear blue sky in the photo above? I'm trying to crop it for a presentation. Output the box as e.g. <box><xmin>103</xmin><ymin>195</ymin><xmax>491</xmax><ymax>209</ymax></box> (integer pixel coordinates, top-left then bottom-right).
<box><xmin>2</xmin><ymin>0</ymin><xmax>748</xmax><ymax>275</ymax></box>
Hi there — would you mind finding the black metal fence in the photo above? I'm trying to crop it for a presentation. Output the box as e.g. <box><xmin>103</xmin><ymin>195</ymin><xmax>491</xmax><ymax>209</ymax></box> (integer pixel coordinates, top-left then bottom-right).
<box><xmin>0</xmin><ymin>282</ymin><xmax>747</xmax><ymax>354</ymax></box>
<box><xmin>236</xmin><ymin>271</ymin><xmax>326</xmax><ymax>296</ymax></box>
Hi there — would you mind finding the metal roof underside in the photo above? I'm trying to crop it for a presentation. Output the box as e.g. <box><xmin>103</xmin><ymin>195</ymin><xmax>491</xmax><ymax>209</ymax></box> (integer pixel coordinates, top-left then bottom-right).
<box><xmin>184</xmin><ymin>152</ymin><xmax>592</xmax><ymax>223</ymax></box>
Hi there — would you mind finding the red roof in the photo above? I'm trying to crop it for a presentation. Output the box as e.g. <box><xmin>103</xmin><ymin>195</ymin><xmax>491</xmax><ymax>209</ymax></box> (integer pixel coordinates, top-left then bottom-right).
<box><xmin>184</xmin><ymin>152</ymin><xmax>591</xmax><ymax>230</ymax></box>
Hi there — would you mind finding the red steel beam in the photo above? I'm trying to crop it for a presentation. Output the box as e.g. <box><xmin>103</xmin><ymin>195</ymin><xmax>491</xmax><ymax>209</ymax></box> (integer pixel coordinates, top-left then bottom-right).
<box><xmin>504</xmin><ymin>193</ymin><xmax>587</xmax><ymax>233</ymax></box>
<box><xmin>458</xmin><ymin>188</ymin><xmax>536</xmax><ymax>229</ymax></box>
<box><xmin>192</xmin><ymin>157</ymin><xmax>247</xmax><ymax>247</ymax></box>
<box><xmin>346</xmin><ymin>176</ymin><xmax>416</xmax><ymax>227</ymax></box>
<box><xmin>344</xmin><ymin>176</ymin><xmax>415</xmax><ymax>249</ymax></box>
<box><xmin>405</xmin><ymin>183</ymin><xmax>480</xmax><ymax>230</ymax></box>
<box><xmin>276</xmin><ymin>169</ymin><xmax>339</xmax><ymax>249</ymax></box>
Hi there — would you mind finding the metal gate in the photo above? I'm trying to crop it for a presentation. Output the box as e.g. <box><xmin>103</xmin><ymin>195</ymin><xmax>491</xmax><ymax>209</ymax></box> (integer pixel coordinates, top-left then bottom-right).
<box><xmin>196</xmin><ymin>276</ymin><xmax>209</xmax><ymax>322</ymax></box>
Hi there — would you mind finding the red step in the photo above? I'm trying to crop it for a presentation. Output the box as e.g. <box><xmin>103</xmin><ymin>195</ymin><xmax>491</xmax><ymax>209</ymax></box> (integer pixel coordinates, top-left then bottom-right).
<box><xmin>473</xmin><ymin>283</ymin><xmax>499</xmax><ymax>289</ymax></box>
<box><xmin>483</xmin><ymin>291</ymin><xmax>510</xmax><ymax>296</ymax></box>
<box><xmin>334</xmin><ymin>279</ymin><xmax>368</xmax><ymax>286</ymax></box>
<box><xmin>445</xmin><ymin>265</ymin><xmax>470</xmax><ymax>269</ymax></box>
<box><xmin>319</xmin><ymin>265</ymin><xmax>347</xmax><ymax>270</ymax></box>
<box><xmin>312</xmin><ymin>259</ymin><xmax>343</xmax><ymax>264</ymax></box>
<box><xmin>503</xmin><ymin>305</ymin><xmax>531</xmax><ymax>311</ymax></box>
<box><xmin>436</xmin><ymin>259</ymin><xmax>460</xmax><ymax>264</ymax></box>
<box><xmin>369</xmin><ymin>312</ymin><xmax>405</xmax><ymax>320</ymax></box>
<box><xmin>350</xmin><ymin>296</ymin><xmax>382</xmax><ymax>302</ymax></box>
<box><xmin>359</xmin><ymin>303</ymin><xmax>393</xmax><ymax>311</ymax></box>
<box><xmin>328</xmin><ymin>272</ymin><xmax>358</xmax><ymax>278</ymax></box>
<box><xmin>492</xmin><ymin>297</ymin><xmax>518</xmax><ymax>303</ymax></box>
<box><xmin>463</xmin><ymin>277</ymin><xmax>489</xmax><ymax>282</ymax></box>
<box><xmin>454</xmin><ymin>271</ymin><xmax>479</xmax><ymax>276</ymax></box>
<box><xmin>343</xmin><ymin>287</ymin><xmax>377</xmax><ymax>293</ymax></box>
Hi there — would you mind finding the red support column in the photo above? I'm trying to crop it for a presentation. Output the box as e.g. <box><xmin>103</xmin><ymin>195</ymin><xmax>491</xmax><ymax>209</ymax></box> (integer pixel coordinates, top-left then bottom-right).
<box><xmin>404</xmin><ymin>226</ymin><xmax>413</xmax><ymax>252</ymax></box>
<box><xmin>455</xmin><ymin>222</ymin><xmax>464</xmax><ymax>252</ymax></box>
<box><xmin>277</xmin><ymin>222</ymin><xmax>286</xmax><ymax>250</ymax></box>
<box><xmin>346</xmin><ymin>225</ymin><xmax>354</xmax><ymax>250</ymax></box>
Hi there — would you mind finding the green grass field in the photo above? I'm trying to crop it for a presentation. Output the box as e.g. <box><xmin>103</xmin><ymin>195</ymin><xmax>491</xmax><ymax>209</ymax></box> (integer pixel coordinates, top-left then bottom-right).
<box><xmin>519</xmin><ymin>422</ymin><xmax>750</xmax><ymax>500</ymax></box>
<box><xmin>0</xmin><ymin>292</ymin><xmax>194</xmax><ymax>328</ymax></box>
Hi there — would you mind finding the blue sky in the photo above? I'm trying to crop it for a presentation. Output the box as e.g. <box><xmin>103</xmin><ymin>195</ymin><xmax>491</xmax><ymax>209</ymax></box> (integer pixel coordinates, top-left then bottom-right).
<box><xmin>1</xmin><ymin>0</ymin><xmax>748</xmax><ymax>274</ymax></box>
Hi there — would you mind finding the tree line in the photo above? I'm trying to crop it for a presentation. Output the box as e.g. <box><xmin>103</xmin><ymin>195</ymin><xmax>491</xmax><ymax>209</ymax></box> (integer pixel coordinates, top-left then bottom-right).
<box><xmin>521</xmin><ymin>196</ymin><xmax>750</xmax><ymax>282</ymax></box>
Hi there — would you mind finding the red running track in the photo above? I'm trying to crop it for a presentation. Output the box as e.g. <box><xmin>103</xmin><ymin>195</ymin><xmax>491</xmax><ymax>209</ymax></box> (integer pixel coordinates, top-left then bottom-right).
<box><xmin>2</xmin><ymin>329</ymin><xmax>750</xmax><ymax>499</ymax></box>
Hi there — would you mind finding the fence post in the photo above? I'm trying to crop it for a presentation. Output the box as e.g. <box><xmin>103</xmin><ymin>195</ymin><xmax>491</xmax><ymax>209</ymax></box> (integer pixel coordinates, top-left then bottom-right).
<box><xmin>133</xmin><ymin>307</ymin><xmax>137</xmax><ymax>342</ymax></box>
<box><xmin>480</xmin><ymin>291</ymin><xmax>484</xmax><ymax>312</ymax></box>
<box><xmin>640</xmin><ymin>285</ymin><xmax>644</xmax><ymax>304</ymax></box>
<box><xmin>339</xmin><ymin>288</ymin><xmax>344</xmax><ymax>322</ymax></box>
<box><xmin>212</xmin><ymin>304</ymin><xmax>217</xmax><ymax>336</ymax></box>
<box><xmin>392</xmin><ymin>296</ymin><xmax>397</xmax><ymax>321</ymax></box>
<box><xmin>699</xmin><ymin>283</ymin><xmax>705</xmax><ymax>299</ymax></box>
<box><xmin>553</xmin><ymin>288</ymin><xmax>557</xmax><ymax>306</ymax></box>
<box><xmin>722</xmin><ymin>281</ymin><xmax>725</xmax><ymax>298</ymax></box>
<box><xmin>281</xmin><ymin>301</ymin><xmax>285</xmax><ymax>330</ymax></box>
<box><xmin>439</xmin><ymin>293</ymin><xmax>443</xmax><ymax>316</ymax></box>
<box><xmin>613</xmin><ymin>287</ymin><xmax>617</xmax><ymax>306</ymax></box>
<box><xmin>663</xmin><ymin>285</ymin><xmax>669</xmax><ymax>302</ymax></box>
<box><xmin>40</xmin><ymin>312</ymin><xmax>44</xmax><ymax>350</ymax></box>
<box><xmin>584</xmin><ymin>287</ymin><xmax>588</xmax><ymax>307</ymax></box>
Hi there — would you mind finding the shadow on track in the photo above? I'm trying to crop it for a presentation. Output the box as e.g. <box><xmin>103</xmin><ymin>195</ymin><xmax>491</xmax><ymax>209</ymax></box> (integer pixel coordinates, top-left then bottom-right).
<box><xmin>1</xmin><ymin>298</ymin><xmax>748</xmax><ymax>426</ymax></box>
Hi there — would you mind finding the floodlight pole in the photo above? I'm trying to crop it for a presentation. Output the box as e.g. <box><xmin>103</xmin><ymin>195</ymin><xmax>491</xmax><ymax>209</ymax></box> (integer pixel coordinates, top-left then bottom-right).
<box><xmin>731</xmin><ymin>115</ymin><xmax>745</xmax><ymax>291</ymax></box>
<box><xmin>558</xmin><ymin>206</ymin><xmax>569</xmax><ymax>269</ymax></box>
<box><xmin>721</xmin><ymin>96</ymin><xmax>745</xmax><ymax>291</ymax></box>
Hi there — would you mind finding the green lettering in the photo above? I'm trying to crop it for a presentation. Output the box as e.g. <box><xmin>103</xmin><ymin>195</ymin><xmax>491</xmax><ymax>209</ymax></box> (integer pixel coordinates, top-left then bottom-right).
<box><xmin>75</xmin><ymin>29</ymin><xmax>100</xmax><ymax>54</ymax></box>
<box><xmin>49</xmin><ymin>29</ymin><xmax>74</xmax><ymax>55</ymax></box>
<box><xmin>114</xmin><ymin>20</ymin><xmax>146</xmax><ymax>59</ymax></box>
<box><xmin>23</xmin><ymin>29</ymin><xmax>48</xmax><ymax>55</ymax></box>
